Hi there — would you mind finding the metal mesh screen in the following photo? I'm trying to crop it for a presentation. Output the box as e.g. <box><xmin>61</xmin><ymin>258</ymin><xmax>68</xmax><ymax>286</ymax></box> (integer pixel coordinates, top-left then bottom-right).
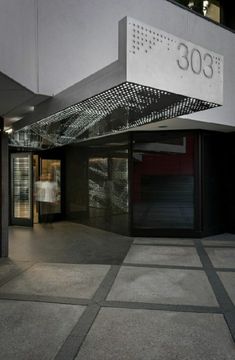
<box><xmin>11</xmin><ymin>81</ymin><xmax>218</xmax><ymax>147</ymax></box>
<box><xmin>9</xmin><ymin>128</ymin><xmax>53</xmax><ymax>150</ymax></box>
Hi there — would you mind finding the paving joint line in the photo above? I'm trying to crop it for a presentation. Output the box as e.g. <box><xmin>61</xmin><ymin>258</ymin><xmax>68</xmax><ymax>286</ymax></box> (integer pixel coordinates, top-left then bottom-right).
<box><xmin>204</xmin><ymin>245</ymin><xmax>235</xmax><ymax>249</ymax></box>
<box><xmin>0</xmin><ymin>293</ymin><xmax>222</xmax><ymax>315</ymax></box>
<box><xmin>0</xmin><ymin>293</ymin><xmax>91</xmax><ymax>306</ymax></box>
<box><xmin>123</xmin><ymin>263</ymin><xmax>203</xmax><ymax>270</ymax></box>
<box><xmin>101</xmin><ymin>300</ymin><xmax>221</xmax><ymax>314</ymax></box>
<box><xmin>194</xmin><ymin>238</ymin><xmax>235</xmax><ymax>342</ymax></box>
<box><xmin>133</xmin><ymin>243</ymin><xmax>195</xmax><ymax>247</ymax></box>
<box><xmin>215</xmin><ymin>268</ymin><xmax>235</xmax><ymax>272</ymax></box>
<box><xmin>54</xmin><ymin>265</ymin><xmax>121</xmax><ymax>360</ymax></box>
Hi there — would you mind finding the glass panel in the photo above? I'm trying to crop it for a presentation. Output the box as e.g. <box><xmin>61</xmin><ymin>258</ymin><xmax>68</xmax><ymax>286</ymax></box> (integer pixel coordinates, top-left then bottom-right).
<box><xmin>88</xmin><ymin>155</ymin><xmax>129</xmax><ymax>234</ymax></box>
<box><xmin>12</xmin><ymin>154</ymin><xmax>32</xmax><ymax>219</ymax></box>
<box><xmin>110</xmin><ymin>158</ymin><xmax>128</xmax><ymax>215</ymax></box>
<box><xmin>204</xmin><ymin>1</ymin><xmax>220</xmax><ymax>22</ymax></box>
<box><xmin>35</xmin><ymin>159</ymin><xmax>61</xmax><ymax>219</ymax></box>
<box><xmin>88</xmin><ymin>158</ymin><xmax>108</xmax><ymax>211</ymax></box>
<box><xmin>175</xmin><ymin>1</ymin><xmax>221</xmax><ymax>23</ymax></box>
<box><xmin>132</xmin><ymin>135</ymin><xmax>195</xmax><ymax>229</ymax></box>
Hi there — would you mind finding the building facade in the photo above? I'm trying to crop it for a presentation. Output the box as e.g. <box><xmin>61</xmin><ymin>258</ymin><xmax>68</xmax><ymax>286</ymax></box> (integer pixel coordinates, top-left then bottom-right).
<box><xmin>0</xmin><ymin>0</ymin><xmax>235</xmax><ymax>256</ymax></box>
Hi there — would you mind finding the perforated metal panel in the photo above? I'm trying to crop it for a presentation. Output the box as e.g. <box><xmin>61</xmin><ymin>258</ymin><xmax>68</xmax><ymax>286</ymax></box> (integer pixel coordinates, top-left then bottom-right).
<box><xmin>128</xmin><ymin>20</ymin><xmax>222</xmax><ymax>75</ymax></box>
<box><xmin>125</xmin><ymin>17</ymin><xmax>223</xmax><ymax>105</ymax></box>
<box><xmin>10</xmin><ymin>81</ymin><xmax>218</xmax><ymax>147</ymax></box>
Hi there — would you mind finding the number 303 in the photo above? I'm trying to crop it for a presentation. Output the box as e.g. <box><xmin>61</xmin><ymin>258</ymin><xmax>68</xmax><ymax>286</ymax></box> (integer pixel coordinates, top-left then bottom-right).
<box><xmin>177</xmin><ymin>42</ymin><xmax>213</xmax><ymax>79</ymax></box>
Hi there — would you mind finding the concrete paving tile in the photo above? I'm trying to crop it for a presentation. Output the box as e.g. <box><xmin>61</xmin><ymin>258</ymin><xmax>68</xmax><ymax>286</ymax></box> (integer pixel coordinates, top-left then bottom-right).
<box><xmin>133</xmin><ymin>237</ymin><xmax>194</xmax><ymax>245</ymax></box>
<box><xmin>76</xmin><ymin>308</ymin><xmax>235</xmax><ymax>360</ymax></box>
<box><xmin>206</xmin><ymin>248</ymin><xmax>235</xmax><ymax>268</ymax></box>
<box><xmin>107</xmin><ymin>266</ymin><xmax>218</xmax><ymax>306</ymax></box>
<box><xmin>0</xmin><ymin>300</ymin><xmax>84</xmax><ymax>360</ymax></box>
<box><xmin>124</xmin><ymin>245</ymin><xmax>202</xmax><ymax>267</ymax></box>
<box><xmin>0</xmin><ymin>259</ymin><xmax>32</xmax><ymax>284</ymax></box>
<box><xmin>218</xmin><ymin>272</ymin><xmax>235</xmax><ymax>305</ymax></box>
<box><xmin>0</xmin><ymin>263</ymin><xmax>110</xmax><ymax>299</ymax></box>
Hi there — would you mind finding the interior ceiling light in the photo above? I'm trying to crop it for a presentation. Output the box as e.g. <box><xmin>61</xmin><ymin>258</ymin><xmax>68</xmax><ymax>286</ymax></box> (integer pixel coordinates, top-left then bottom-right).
<box><xmin>5</xmin><ymin>128</ymin><xmax>13</xmax><ymax>134</ymax></box>
<box><xmin>10</xmin><ymin>81</ymin><xmax>218</xmax><ymax>148</ymax></box>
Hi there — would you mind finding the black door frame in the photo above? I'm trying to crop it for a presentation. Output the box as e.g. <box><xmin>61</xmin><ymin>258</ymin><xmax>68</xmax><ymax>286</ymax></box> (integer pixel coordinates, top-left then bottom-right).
<box><xmin>9</xmin><ymin>148</ymin><xmax>65</xmax><ymax>226</ymax></box>
<box><xmin>0</xmin><ymin>132</ymin><xmax>9</xmax><ymax>257</ymax></box>
<box><xmin>10</xmin><ymin>152</ymin><xmax>33</xmax><ymax>227</ymax></box>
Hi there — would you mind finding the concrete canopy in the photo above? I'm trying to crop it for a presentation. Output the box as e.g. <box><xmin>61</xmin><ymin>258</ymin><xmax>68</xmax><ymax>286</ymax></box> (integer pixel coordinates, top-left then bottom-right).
<box><xmin>11</xmin><ymin>17</ymin><xmax>223</xmax><ymax>148</ymax></box>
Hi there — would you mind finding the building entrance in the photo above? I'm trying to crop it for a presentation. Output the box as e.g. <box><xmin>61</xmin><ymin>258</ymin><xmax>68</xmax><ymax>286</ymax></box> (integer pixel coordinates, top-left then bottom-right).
<box><xmin>10</xmin><ymin>152</ymin><xmax>63</xmax><ymax>226</ymax></box>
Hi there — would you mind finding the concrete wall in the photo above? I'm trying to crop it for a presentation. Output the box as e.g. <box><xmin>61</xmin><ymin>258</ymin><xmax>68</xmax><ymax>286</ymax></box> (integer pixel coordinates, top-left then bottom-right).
<box><xmin>1</xmin><ymin>0</ymin><xmax>235</xmax><ymax>126</ymax></box>
<box><xmin>38</xmin><ymin>0</ymin><xmax>196</xmax><ymax>95</ymax></box>
<box><xmin>0</xmin><ymin>0</ymin><xmax>38</xmax><ymax>93</ymax></box>
<box><xmin>37</xmin><ymin>0</ymin><xmax>235</xmax><ymax>127</ymax></box>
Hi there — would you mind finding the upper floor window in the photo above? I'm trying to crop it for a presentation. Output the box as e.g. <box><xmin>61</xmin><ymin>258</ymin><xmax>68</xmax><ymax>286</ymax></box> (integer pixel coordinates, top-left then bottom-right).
<box><xmin>203</xmin><ymin>1</ymin><xmax>220</xmax><ymax>22</ymax></box>
<box><xmin>175</xmin><ymin>1</ymin><xmax>220</xmax><ymax>24</ymax></box>
<box><xmin>175</xmin><ymin>1</ymin><xmax>235</xmax><ymax>31</ymax></box>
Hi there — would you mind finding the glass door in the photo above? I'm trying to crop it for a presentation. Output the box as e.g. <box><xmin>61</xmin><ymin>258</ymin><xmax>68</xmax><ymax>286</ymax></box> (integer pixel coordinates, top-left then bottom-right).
<box><xmin>11</xmin><ymin>153</ymin><xmax>33</xmax><ymax>226</ymax></box>
<box><xmin>36</xmin><ymin>158</ymin><xmax>62</xmax><ymax>223</ymax></box>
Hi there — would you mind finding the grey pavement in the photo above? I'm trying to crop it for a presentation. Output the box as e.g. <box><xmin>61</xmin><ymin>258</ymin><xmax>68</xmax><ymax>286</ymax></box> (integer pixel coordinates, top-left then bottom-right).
<box><xmin>0</xmin><ymin>300</ymin><xmax>85</xmax><ymax>360</ymax></box>
<box><xmin>206</xmin><ymin>248</ymin><xmax>235</xmax><ymax>268</ymax></box>
<box><xmin>218</xmin><ymin>272</ymin><xmax>235</xmax><ymax>305</ymax></box>
<box><xmin>107</xmin><ymin>266</ymin><xmax>218</xmax><ymax>306</ymax></box>
<box><xmin>123</xmin><ymin>245</ymin><xmax>202</xmax><ymax>266</ymax></box>
<box><xmin>0</xmin><ymin>223</ymin><xmax>234</xmax><ymax>359</ymax></box>
<box><xmin>0</xmin><ymin>263</ymin><xmax>110</xmax><ymax>299</ymax></box>
<box><xmin>76</xmin><ymin>308</ymin><xmax>235</xmax><ymax>360</ymax></box>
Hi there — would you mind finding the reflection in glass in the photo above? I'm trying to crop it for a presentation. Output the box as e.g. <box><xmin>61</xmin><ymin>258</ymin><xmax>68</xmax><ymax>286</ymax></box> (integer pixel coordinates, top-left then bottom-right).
<box><xmin>110</xmin><ymin>158</ymin><xmax>128</xmax><ymax>215</ymax></box>
<box><xmin>89</xmin><ymin>158</ymin><xmax>108</xmax><ymax>210</ymax></box>
<box><xmin>88</xmin><ymin>155</ymin><xmax>129</xmax><ymax>234</ymax></box>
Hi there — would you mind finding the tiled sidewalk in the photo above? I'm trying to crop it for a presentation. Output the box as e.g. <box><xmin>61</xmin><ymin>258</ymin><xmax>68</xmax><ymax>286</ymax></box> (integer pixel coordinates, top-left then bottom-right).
<box><xmin>0</xmin><ymin>232</ymin><xmax>235</xmax><ymax>359</ymax></box>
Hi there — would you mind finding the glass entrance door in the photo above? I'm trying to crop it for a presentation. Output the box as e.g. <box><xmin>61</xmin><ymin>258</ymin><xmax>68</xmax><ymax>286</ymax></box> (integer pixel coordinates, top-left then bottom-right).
<box><xmin>35</xmin><ymin>158</ymin><xmax>62</xmax><ymax>223</ymax></box>
<box><xmin>11</xmin><ymin>153</ymin><xmax>33</xmax><ymax>226</ymax></box>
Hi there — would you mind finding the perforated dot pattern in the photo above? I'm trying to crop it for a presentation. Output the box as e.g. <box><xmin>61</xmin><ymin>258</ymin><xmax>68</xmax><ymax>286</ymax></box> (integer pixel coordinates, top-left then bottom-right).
<box><xmin>128</xmin><ymin>20</ymin><xmax>176</xmax><ymax>55</ymax></box>
<box><xmin>213</xmin><ymin>55</ymin><xmax>222</xmax><ymax>75</ymax></box>
<box><xmin>128</xmin><ymin>20</ymin><xmax>222</xmax><ymax>77</ymax></box>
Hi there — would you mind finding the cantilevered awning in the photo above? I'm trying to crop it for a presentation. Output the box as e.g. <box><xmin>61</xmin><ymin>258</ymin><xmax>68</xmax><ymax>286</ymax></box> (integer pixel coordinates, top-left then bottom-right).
<box><xmin>11</xmin><ymin>17</ymin><xmax>223</xmax><ymax>148</ymax></box>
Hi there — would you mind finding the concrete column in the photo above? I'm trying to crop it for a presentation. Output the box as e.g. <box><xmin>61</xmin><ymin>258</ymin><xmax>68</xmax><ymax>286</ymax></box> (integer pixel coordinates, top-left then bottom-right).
<box><xmin>0</xmin><ymin>129</ymin><xmax>9</xmax><ymax>257</ymax></box>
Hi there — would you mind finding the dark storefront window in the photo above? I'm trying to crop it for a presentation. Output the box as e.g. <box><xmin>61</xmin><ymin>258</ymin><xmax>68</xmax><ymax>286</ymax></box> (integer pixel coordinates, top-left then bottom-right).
<box><xmin>65</xmin><ymin>134</ymin><xmax>130</xmax><ymax>235</ymax></box>
<box><xmin>88</xmin><ymin>150</ymin><xmax>129</xmax><ymax>235</ymax></box>
<box><xmin>175</xmin><ymin>0</ymin><xmax>220</xmax><ymax>20</ymax></box>
<box><xmin>132</xmin><ymin>133</ymin><xmax>195</xmax><ymax>231</ymax></box>
<box><xmin>65</xmin><ymin>131</ymin><xmax>232</xmax><ymax>237</ymax></box>
<box><xmin>174</xmin><ymin>1</ymin><xmax>235</xmax><ymax>30</ymax></box>
<box><xmin>89</xmin><ymin>157</ymin><xmax>108</xmax><ymax>211</ymax></box>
